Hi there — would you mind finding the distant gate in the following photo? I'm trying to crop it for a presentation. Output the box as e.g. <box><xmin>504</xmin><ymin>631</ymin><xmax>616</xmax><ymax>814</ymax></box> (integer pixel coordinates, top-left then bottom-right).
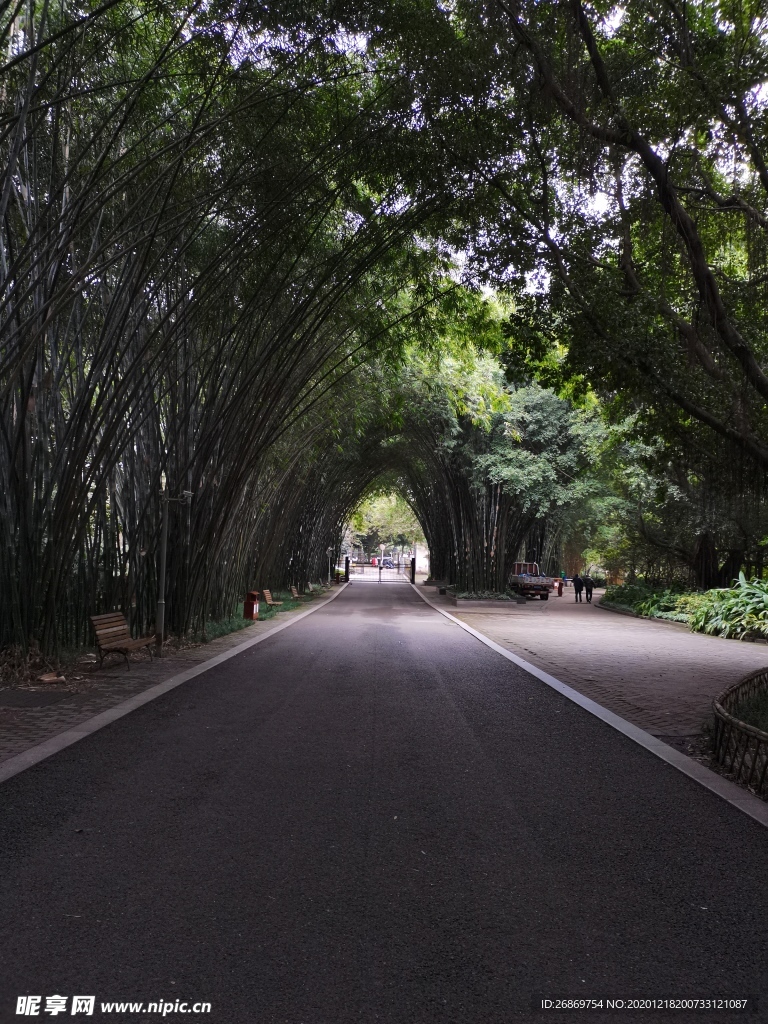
<box><xmin>345</xmin><ymin>562</ymin><xmax>412</xmax><ymax>584</ymax></box>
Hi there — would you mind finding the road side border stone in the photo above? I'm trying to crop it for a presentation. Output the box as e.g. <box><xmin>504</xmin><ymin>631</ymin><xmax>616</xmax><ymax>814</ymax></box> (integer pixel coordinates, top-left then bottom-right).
<box><xmin>412</xmin><ymin>583</ymin><xmax>768</xmax><ymax>830</ymax></box>
<box><xmin>596</xmin><ymin>597</ymin><xmax>690</xmax><ymax>629</ymax></box>
<box><xmin>0</xmin><ymin>584</ymin><xmax>349</xmax><ymax>786</ymax></box>
<box><xmin>451</xmin><ymin>599</ymin><xmax>527</xmax><ymax>611</ymax></box>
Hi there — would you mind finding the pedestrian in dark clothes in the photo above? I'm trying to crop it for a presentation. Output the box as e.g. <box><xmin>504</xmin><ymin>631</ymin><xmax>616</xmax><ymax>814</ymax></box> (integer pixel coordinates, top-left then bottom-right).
<box><xmin>583</xmin><ymin>574</ymin><xmax>594</xmax><ymax>603</ymax></box>
<box><xmin>573</xmin><ymin>573</ymin><xmax>584</xmax><ymax>602</ymax></box>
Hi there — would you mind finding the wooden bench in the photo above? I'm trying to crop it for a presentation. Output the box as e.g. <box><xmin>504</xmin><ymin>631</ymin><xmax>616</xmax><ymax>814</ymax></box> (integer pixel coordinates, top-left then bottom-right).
<box><xmin>290</xmin><ymin>586</ymin><xmax>306</xmax><ymax>601</ymax></box>
<box><xmin>90</xmin><ymin>613</ymin><xmax>155</xmax><ymax>669</ymax></box>
<box><xmin>262</xmin><ymin>589</ymin><xmax>283</xmax><ymax>609</ymax></box>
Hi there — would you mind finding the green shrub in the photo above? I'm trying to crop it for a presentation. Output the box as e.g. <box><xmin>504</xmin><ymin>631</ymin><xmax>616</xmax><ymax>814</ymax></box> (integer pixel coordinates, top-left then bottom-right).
<box><xmin>635</xmin><ymin>588</ymin><xmax>684</xmax><ymax>617</ymax></box>
<box><xmin>673</xmin><ymin>592</ymin><xmax>711</xmax><ymax>617</ymax></box>
<box><xmin>603</xmin><ymin>583</ymin><xmax>698</xmax><ymax>624</ymax></box>
<box><xmin>603</xmin><ymin>583</ymin><xmax>654</xmax><ymax>609</ymax></box>
<box><xmin>604</xmin><ymin>575</ymin><xmax>768</xmax><ymax>641</ymax></box>
<box><xmin>689</xmin><ymin>574</ymin><xmax>768</xmax><ymax>640</ymax></box>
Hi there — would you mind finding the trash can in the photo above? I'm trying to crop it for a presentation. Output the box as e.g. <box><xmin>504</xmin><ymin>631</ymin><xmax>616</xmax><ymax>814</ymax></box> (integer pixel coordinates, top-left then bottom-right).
<box><xmin>244</xmin><ymin>591</ymin><xmax>259</xmax><ymax>620</ymax></box>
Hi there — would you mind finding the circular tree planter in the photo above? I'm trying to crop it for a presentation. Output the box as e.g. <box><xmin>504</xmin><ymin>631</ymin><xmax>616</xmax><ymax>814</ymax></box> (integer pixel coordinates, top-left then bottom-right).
<box><xmin>713</xmin><ymin>668</ymin><xmax>768</xmax><ymax>798</ymax></box>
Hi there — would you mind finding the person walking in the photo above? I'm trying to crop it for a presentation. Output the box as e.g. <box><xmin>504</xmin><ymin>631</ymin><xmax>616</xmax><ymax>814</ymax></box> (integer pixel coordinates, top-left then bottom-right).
<box><xmin>573</xmin><ymin>573</ymin><xmax>584</xmax><ymax>603</ymax></box>
<box><xmin>583</xmin><ymin>574</ymin><xmax>594</xmax><ymax>603</ymax></box>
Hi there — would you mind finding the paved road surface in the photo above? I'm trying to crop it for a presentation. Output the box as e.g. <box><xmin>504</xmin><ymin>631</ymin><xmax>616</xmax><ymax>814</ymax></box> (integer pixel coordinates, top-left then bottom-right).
<box><xmin>1</xmin><ymin>584</ymin><xmax>766</xmax><ymax>1023</ymax></box>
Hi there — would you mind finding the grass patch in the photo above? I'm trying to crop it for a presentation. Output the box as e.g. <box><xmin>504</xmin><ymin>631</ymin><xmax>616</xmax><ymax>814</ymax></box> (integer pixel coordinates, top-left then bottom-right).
<box><xmin>733</xmin><ymin>689</ymin><xmax>768</xmax><ymax>733</ymax></box>
<box><xmin>187</xmin><ymin>588</ymin><xmax>326</xmax><ymax>640</ymax></box>
<box><xmin>200</xmin><ymin>611</ymin><xmax>257</xmax><ymax>641</ymax></box>
<box><xmin>257</xmin><ymin>594</ymin><xmax>306</xmax><ymax>620</ymax></box>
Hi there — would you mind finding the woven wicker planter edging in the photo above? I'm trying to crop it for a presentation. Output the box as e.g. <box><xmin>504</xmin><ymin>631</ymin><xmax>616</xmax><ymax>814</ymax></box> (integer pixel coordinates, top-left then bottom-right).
<box><xmin>712</xmin><ymin>667</ymin><xmax>768</xmax><ymax>798</ymax></box>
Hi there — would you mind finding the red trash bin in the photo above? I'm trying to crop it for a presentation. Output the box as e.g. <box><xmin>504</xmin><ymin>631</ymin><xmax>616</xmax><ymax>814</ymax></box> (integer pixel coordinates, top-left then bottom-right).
<box><xmin>244</xmin><ymin>591</ymin><xmax>260</xmax><ymax>620</ymax></box>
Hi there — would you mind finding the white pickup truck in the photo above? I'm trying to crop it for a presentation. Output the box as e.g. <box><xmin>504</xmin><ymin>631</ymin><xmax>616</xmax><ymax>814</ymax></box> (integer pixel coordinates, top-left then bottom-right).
<box><xmin>508</xmin><ymin>562</ymin><xmax>555</xmax><ymax>600</ymax></box>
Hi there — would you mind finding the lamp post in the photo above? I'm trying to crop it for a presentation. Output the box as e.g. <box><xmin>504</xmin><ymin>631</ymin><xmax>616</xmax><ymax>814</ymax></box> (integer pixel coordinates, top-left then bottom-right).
<box><xmin>327</xmin><ymin>546</ymin><xmax>333</xmax><ymax>585</ymax></box>
<box><xmin>156</xmin><ymin>472</ymin><xmax>192</xmax><ymax>656</ymax></box>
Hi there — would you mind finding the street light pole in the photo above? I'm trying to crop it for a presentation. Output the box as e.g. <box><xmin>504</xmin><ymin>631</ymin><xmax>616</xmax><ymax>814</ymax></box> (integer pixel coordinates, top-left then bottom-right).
<box><xmin>327</xmin><ymin>546</ymin><xmax>333</xmax><ymax>585</ymax></box>
<box><xmin>156</xmin><ymin>474</ymin><xmax>192</xmax><ymax>657</ymax></box>
<box><xmin>156</xmin><ymin>475</ymin><xmax>169</xmax><ymax>655</ymax></box>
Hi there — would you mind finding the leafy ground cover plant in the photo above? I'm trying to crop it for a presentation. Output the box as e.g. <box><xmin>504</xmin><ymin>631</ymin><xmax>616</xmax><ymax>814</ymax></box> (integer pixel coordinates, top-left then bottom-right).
<box><xmin>602</xmin><ymin>583</ymin><xmax>655</xmax><ymax>610</ymax></box>
<box><xmin>688</xmin><ymin>575</ymin><xmax>768</xmax><ymax>641</ymax></box>
<box><xmin>603</xmin><ymin>584</ymin><xmax>709</xmax><ymax>625</ymax></box>
<box><xmin>672</xmin><ymin>592</ymin><xmax>712</xmax><ymax>620</ymax></box>
<box><xmin>605</xmin><ymin>577</ymin><xmax>768</xmax><ymax>641</ymax></box>
<box><xmin>635</xmin><ymin>589</ymin><xmax>686</xmax><ymax>620</ymax></box>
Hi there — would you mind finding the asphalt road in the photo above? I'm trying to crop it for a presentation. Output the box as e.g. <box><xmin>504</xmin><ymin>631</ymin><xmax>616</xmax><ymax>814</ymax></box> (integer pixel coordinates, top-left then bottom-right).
<box><xmin>1</xmin><ymin>583</ymin><xmax>766</xmax><ymax>1024</ymax></box>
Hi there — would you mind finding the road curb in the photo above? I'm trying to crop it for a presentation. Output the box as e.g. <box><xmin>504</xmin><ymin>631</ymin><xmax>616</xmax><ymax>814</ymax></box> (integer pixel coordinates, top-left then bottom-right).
<box><xmin>595</xmin><ymin>599</ymin><xmax>641</xmax><ymax>618</ymax></box>
<box><xmin>596</xmin><ymin>599</ymin><xmax>692</xmax><ymax>631</ymax></box>
<box><xmin>411</xmin><ymin>584</ymin><xmax>768</xmax><ymax>829</ymax></box>
<box><xmin>0</xmin><ymin>584</ymin><xmax>349</xmax><ymax>786</ymax></box>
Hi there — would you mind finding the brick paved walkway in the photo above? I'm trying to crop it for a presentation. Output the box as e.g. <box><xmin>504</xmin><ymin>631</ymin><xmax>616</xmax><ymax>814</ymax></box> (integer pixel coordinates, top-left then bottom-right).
<box><xmin>423</xmin><ymin>588</ymin><xmax>768</xmax><ymax>741</ymax></box>
<box><xmin>0</xmin><ymin>597</ymin><xmax>329</xmax><ymax>766</ymax></box>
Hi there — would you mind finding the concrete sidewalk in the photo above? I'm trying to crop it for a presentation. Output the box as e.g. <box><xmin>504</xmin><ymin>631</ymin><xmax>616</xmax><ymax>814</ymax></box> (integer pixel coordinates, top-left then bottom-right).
<box><xmin>426</xmin><ymin>587</ymin><xmax>768</xmax><ymax>741</ymax></box>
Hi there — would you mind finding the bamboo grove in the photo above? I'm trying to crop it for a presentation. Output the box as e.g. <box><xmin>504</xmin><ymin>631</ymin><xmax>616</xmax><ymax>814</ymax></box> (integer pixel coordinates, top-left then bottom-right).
<box><xmin>5</xmin><ymin>1</ymin><xmax>768</xmax><ymax>652</ymax></box>
<box><xmin>0</xmin><ymin>0</ymin><xmax>445</xmax><ymax>651</ymax></box>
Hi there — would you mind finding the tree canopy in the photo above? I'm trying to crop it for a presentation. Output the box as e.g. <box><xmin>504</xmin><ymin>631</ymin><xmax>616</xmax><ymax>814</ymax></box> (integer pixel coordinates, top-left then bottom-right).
<box><xmin>3</xmin><ymin>0</ymin><xmax>768</xmax><ymax>650</ymax></box>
